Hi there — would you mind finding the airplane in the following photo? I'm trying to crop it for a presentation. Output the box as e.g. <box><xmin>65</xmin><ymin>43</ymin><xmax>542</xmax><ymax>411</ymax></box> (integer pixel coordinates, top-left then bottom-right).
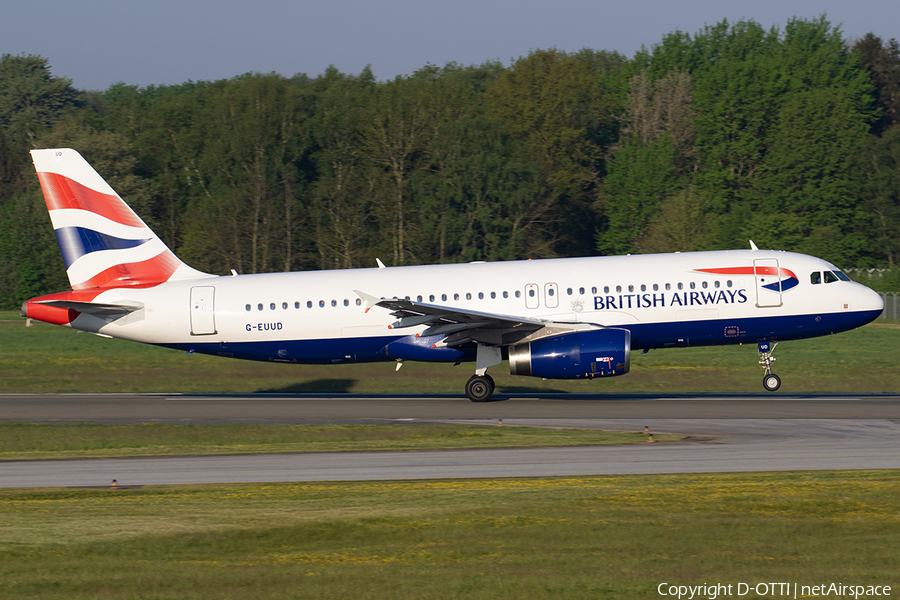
<box><xmin>21</xmin><ymin>148</ymin><xmax>885</xmax><ymax>401</ymax></box>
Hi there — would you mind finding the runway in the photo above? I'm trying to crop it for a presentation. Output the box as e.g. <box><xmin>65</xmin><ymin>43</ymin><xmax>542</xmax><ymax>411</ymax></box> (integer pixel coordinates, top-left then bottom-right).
<box><xmin>1</xmin><ymin>394</ymin><xmax>899</xmax><ymax>487</ymax></box>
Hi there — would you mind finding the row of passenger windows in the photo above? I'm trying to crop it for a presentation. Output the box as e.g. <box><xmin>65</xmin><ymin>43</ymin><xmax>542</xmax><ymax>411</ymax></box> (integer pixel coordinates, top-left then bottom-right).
<box><xmin>243</xmin><ymin>279</ymin><xmax>738</xmax><ymax>311</ymax></box>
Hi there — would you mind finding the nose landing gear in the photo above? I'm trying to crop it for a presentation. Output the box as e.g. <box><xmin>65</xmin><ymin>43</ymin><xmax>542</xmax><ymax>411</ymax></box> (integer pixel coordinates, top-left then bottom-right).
<box><xmin>758</xmin><ymin>341</ymin><xmax>781</xmax><ymax>391</ymax></box>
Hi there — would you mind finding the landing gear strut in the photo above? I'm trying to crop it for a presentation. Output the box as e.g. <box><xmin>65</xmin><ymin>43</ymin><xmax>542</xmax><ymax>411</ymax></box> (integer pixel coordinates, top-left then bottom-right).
<box><xmin>466</xmin><ymin>374</ymin><xmax>495</xmax><ymax>402</ymax></box>
<box><xmin>758</xmin><ymin>341</ymin><xmax>781</xmax><ymax>392</ymax></box>
<box><xmin>465</xmin><ymin>344</ymin><xmax>502</xmax><ymax>402</ymax></box>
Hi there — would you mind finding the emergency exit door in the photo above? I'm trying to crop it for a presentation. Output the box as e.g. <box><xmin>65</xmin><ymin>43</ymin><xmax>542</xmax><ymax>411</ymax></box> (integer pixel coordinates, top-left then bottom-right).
<box><xmin>190</xmin><ymin>286</ymin><xmax>217</xmax><ymax>335</ymax></box>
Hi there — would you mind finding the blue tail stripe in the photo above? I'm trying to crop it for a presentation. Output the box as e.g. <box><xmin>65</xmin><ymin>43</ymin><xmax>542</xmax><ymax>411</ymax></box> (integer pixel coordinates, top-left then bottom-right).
<box><xmin>54</xmin><ymin>226</ymin><xmax>151</xmax><ymax>268</ymax></box>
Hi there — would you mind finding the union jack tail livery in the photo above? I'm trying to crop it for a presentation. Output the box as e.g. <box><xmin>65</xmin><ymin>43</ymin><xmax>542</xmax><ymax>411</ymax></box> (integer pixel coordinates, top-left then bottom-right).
<box><xmin>31</xmin><ymin>148</ymin><xmax>206</xmax><ymax>290</ymax></box>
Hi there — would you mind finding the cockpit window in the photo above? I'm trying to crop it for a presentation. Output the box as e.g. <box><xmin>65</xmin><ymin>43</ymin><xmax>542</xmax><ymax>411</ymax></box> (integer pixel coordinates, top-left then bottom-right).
<box><xmin>834</xmin><ymin>270</ymin><xmax>851</xmax><ymax>282</ymax></box>
<box><xmin>823</xmin><ymin>271</ymin><xmax>838</xmax><ymax>284</ymax></box>
<box><xmin>810</xmin><ymin>272</ymin><xmax>821</xmax><ymax>285</ymax></box>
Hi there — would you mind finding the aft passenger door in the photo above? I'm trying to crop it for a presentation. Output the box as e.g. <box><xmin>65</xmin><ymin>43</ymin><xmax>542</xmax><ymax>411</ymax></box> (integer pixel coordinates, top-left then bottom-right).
<box><xmin>754</xmin><ymin>259</ymin><xmax>783</xmax><ymax>308</ymax></box>
<box><xmin>190</xmin><ymin>286</ymin><xmax>217</xmax><ymax>335</ymax></box>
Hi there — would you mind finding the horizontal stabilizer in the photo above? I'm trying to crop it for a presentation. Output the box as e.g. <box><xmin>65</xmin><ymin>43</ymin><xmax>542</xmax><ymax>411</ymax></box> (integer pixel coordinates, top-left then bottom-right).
<box><xmin>33</xmin><ymin>299</ymin><xmax>143</xmax><ymax>317</ymax></box>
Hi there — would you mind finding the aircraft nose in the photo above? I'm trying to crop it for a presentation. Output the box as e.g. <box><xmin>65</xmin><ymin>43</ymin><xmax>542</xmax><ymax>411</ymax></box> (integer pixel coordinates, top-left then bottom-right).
<box><xmin>859</xmin><ymin>285</ymin><xmax>885</xmax><ymax>315</ymax></box>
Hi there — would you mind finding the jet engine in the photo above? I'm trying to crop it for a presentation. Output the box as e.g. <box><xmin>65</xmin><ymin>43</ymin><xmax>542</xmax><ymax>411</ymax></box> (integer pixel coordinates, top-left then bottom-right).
<box><xmin>508</xmin><ymin>328</ymin><xmax>631</xmax><ymax>380</ymax></box>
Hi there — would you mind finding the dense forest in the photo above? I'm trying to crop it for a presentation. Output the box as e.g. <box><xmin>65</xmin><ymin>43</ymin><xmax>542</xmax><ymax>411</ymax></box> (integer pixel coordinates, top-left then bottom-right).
<box><xmin>1</xmin><ymin>16</ymin><xmax>899</xmax><ymax>308</ymax></box>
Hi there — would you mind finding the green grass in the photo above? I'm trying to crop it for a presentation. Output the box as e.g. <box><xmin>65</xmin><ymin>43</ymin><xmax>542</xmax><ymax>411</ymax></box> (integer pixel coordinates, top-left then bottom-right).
<box><xmin>1</xmin><ymin>471</ymin><xmax>898</xmax><ymax>599</ymax></box>
<box><xmin>4</xmin><ymin>311</ymin><xmax>900</xmax><ymax>393</ymax></box>
<box><xmin>0</xmin><ymin>422</ymin><xmax>680</xmax><ymax>461</ymax></box>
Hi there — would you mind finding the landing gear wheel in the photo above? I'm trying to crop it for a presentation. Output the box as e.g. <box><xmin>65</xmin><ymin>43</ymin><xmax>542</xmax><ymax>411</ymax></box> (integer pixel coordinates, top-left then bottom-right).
<box><xmin>762</xmin><ymin>373</ymin><xmax>781</xmax><ymax>392</ymax></box>
<box><xmin>466</xmin><ymin>374</ymin><xmax>495</xmax><ymax>402</ymax></box>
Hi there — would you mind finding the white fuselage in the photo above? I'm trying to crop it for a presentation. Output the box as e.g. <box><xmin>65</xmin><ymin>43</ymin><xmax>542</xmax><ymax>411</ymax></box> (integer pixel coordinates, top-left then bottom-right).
<box><xmin>65</xmin><ymin>249</ymin><xmax>884</xmax><ymax>365</ymax></box>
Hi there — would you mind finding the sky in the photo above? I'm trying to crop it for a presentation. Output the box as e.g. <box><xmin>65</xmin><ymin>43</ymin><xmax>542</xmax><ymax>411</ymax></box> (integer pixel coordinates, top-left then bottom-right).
<box><xmin>3</xmin><ymin>0</ymin><xmax>899</xmax><ymax>91</ymax></box>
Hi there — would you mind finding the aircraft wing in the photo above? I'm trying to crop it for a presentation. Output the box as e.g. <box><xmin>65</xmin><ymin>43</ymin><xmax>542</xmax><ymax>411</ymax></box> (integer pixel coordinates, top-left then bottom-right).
<box><xmin>354</xmin><ymin>290</ymin><xmax>591</xmax><ymax>347</ymax></box>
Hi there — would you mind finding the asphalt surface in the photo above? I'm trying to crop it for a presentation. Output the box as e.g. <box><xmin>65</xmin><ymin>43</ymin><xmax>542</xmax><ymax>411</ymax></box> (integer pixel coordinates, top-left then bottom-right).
<box><xmin>1</xmin><ymin>394</ymin><xmax>898</xmax><ymax>487</ymax></box>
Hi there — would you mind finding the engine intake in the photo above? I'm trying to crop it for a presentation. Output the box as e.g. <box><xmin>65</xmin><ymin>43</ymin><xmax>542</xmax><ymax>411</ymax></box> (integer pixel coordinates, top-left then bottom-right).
<box><xmin>508</xmin><ymin>328</ymin><xmax>631</xmax><ymax>380</ymax></box>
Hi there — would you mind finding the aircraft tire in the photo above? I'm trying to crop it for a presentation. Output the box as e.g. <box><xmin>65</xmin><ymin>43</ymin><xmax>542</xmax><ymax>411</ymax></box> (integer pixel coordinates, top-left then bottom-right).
<box><xmin>466</xmin><ymin>374</ymin><xmax>494</xmax><ymax>402</ymax></box>
<box><xmin>762</xmin><ymin>373</ymin><xmax>781</xmax><ymax>392</ymax></box>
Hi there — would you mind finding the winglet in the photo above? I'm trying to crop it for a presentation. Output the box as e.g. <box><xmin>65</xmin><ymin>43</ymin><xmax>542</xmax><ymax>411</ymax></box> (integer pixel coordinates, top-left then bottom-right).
<box><xmin>353</xmin><ymin>289</ymin><xmax>382</xmax><ymax>313</ymax></box>
<box><xmin>749</xmin><ymin>240</ymin><xmax>759</xmax><ymax>251</ymax></box>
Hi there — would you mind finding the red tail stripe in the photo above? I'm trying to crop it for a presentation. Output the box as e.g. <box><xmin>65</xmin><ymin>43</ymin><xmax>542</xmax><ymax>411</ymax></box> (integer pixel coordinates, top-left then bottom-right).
<box><xmin>37</xmin><ymin>172</ymin><xmax>146</xmax><ymax>228</ymax></box>
<box><xmin>73</xmin><ymin>251</ymin><xmax>181</xmax><ymax>290</ymax></box>
<box><xmin>695</xmin><ymin>266</ymin><xmax>798</xmax><ymax>279</ymax></box>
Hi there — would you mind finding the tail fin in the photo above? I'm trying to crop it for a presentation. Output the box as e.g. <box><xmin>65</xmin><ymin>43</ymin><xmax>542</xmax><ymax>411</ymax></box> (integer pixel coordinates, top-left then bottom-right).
<box><xmin>31</xmin><ymin>148</ymin><xmax>209</xmax><ymax>290</ymax></box>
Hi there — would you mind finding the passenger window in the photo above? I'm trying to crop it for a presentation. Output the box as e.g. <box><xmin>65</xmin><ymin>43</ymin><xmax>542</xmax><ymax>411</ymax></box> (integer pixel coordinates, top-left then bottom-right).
<box><xmin>282</xmin><ymin>302</ymin><xmax>288</xmax><ymax>309</ymax></box>
<box><xmin>591</xmin><ymin>287</ymin><xmax>597</xmax><ymax>294</ymax></box>
<box><xmin>491</xmin><ymin>292</ymin><xmax>496</xmax><ymax>299</ymax></box>
<box><xmin>528</xmin><ymin>289</ymin><xmax>535</xmax><ymax>297</ymax></box>
<box><xmin>810</xmin><ymin>272</ymin><xmax>821</xmax><ymax>285</ymax></box>
<box><xmin>515</xmin><ymin>290</ymin><xmax>521</xmax><ymax>298</ymax></box>
<box><xmin>665</xmin><ymin>283</ymin><xmax>671</xmax><ymax>291</ymax></box>
<box><xmin>258</xmin><ymin>303</ymin><xmax>264</xmax><ymax>311</ymax></box>
<box><xmin>714</xmin><ymin>281</ymin><xmax>720</xmax><ymax>289</ymax></box>
<box><xmin>604</xmin><ymin>286</ymin><xmax>610</xmax><ymax>293</ymax></box>
<box><xmin>245</xmin><ymin>304</ymin><xmax>251</xmax><ymax>312</ymax></box>
<box><xmin>628</xmin><ymin>285</ymin><xmax>634</xmax><ymax>292</ymax></box>
<box><xmin>331</xmin><ymin>300</ymin><xmax>337</xmax><ymax>307</ymax></box>
<box><xmin>294</xmin><ymin>301</ymin><xmax>300</xmax><ymax>309</ymax></box>
<box><xmin>727</xmin><ymin>280</ymin><xmax>733</xmax><ymax>288</ymax></box>
<box><xmin>344</xmin><ymin>299</ymin><xmax>350</xmax><ymax>306</ymax></box>
<box><xmin>579</xmin><ymin>287</ymin><xmax>585</xmax><ymax>295</ymax></box>
<box><xmin>677</xmin><ymin>283</ymin><xmax>683</xmax><ymax>290</ymax></box>
<box><xmin>824</xmin><ymin>271</ymin><xmax>838</xmax><ymax>284</ymax></box>
<box><xmin>463</xmin><ymin>293</ymin><xmax>469</xmax><ymax>300</ymax></box>
<box><xmin>701</xmin><ymin>282</ymin><xmax>708</xmax><ymax>289</ymax></box>
<box><xmin>356</xmin><ymin>299</ymin><xmax>362</xmax><ymax>306</ymax></box>
<box><xmin>478</xmin><ymin>292</ymin><xmax>484</xmax><ymax>299</ymax></box>
<box><xmin>689</xmin><ymin>282</ymin><xmax>695</xmax><ymax>290</ymax></box>
<box><xmin>319</xmin><ymin>300</ymin><xmax>325</xmax><ymax>308</ymax></box>
<box><xmin>653</xmin><ymin>284</ymin><xmax>658</xmax><ymax>292</ymax></box>
<box><xmin>548</xmin><ymin>288</ymin><xmax>555</xmax><ymax>297</ymax></box>
<box><xmin>307</xmin><ymin>301</ymin><xmax>312</xmax><ymax>308</ymax></box>
<box><xmin>640</xmin><ymin>284</ymin><xmax>646</xmax><ymax>292</ymax></box>
<box><xmin>503</xmin><ymin>291</ymin><xmax>509</xmax><ymax>299</ymax></box>
<box><xmin>567</xmin><ymin>288</ymin><xmax>573</xmax><ymax>296</ymax></box>
<box><xmin>429</xmin><ymin>294</ymin><xmax>435</xmax><ymax>302</ymax></box>
<box><xmin>442</xmin><ymin>294</ymin><xmax>447</xmax><ymax>301</ymax></box>
<box><xmin>615</xmin><ymin>285</ymin><xmax>622</xmax><ymax>293</ymax></box>
<box><xmin>416</xmin><ymin>295</ymin><xmax>422</xmax><ymax>302</ymax></box>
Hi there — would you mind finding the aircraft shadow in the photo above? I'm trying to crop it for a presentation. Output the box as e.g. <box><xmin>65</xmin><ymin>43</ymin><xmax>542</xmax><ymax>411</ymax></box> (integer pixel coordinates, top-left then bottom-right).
<box><xmin>496</xmin><ymin>386</ymin><xmax>570</xmax><ymax>394</ymax></box>
<box><xmin>258</xmin><ymin>378</ymin><xmax>357</xmax><ymax>393</ymax></box>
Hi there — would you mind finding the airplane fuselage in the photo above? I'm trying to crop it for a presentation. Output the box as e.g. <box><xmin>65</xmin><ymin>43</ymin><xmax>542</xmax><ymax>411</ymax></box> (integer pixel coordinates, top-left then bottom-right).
<box><xmin>33</xmin><ymin>249</ymin><xmax>883</xmax><ymax>365</ymax></box>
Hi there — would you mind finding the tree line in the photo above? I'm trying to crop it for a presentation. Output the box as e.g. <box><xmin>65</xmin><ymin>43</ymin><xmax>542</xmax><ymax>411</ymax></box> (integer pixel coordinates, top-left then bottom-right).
<box><xmin>1</xmin><ymin>16</ymin><xmax>899</xmax><ymax>309</ymax></box>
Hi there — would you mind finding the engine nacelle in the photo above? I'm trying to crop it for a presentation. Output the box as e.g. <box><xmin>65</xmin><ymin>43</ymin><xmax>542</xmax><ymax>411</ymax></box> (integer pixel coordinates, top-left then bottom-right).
<box><xmin>508</xmin><ymin>328</ymin><xmax>631</xmax><ymax>380</ymax></box>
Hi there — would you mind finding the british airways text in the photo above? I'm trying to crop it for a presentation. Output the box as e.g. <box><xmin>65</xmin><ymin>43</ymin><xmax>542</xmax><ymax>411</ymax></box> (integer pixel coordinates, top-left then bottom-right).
<box><xmin>593</xmin><ymin>289</ymin><xmax>748</xmax><ymax>310</ymax></box>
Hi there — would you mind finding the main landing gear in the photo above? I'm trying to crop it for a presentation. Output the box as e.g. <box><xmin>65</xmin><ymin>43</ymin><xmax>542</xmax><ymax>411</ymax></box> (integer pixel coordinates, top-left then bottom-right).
<box><xmin>465</xmin><ymin>344</ymin><xmax>503</xmax><ymax>402</ymax></box>
<box><xmin>758</xmin><ymin>341</ymin><xmax>781</xmax><ymax>392</ymax></box>
<box><xmin>466</xmin><ymin>374</ymin><xmax>495</xmax><ymax>402</ymax></box>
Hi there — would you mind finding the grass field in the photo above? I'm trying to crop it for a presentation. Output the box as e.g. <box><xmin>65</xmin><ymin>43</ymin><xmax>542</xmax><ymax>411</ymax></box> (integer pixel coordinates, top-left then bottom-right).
<box><xmin>3</xmin><ymin>311</ymin><xmax>899</xmax><ymax>394</ymax></box>
<box><xmin>1</xmin><ymin>470</ymin><xmax>897</xmax><ymax>599</ymax></box>
<box><xmin>0</xmin><ymin>422</ymin><xmax>680</xmax><ymax>461</ymax></box>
